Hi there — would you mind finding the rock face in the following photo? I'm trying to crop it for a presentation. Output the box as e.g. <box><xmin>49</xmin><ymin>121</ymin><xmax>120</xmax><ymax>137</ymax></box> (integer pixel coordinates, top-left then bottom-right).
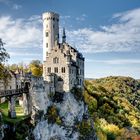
<box><xmin>31</xmin><ymin>79</ymin><xmax>97</xmax><ymax>140</ymax></box>
<box><xmin>0</xmin><ymin>112</ymin><xmax>4</xmax><ymax>140</ymax></box>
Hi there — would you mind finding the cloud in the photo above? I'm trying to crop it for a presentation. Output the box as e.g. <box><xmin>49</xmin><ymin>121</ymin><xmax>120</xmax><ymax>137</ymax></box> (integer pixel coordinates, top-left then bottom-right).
<box><xmin>0</xmin><ymin>15</ymin><xmax>42</xmax><ymax>61</ymax></box>
<box><xmin>1</xmin><ymin>8</ymin><xmax>140</xmax><ymax>64</ymax></box>
<box><xmin>0</xmin><ymin>0</ymin><xmax>9</xmax><ymax>5</ymax></box>
<box><xmin>0</xmin><ymin>15</ymin><xmax>42</xmax><ymax>48</ymax></box>
<box><xmin>86</xmin><ymin>59</ymin><xmax>140</xmax><ymax>65</ymax></box>
<box><xmin>12</xmin><ymin>4</ymin><xmax>22</xmax><ymax>10</ymax></box>
<box><xmin>9</xmin><ymin>52</ymin><xmax>41</xmax><ymax>57</ymax></box>
<box><xmin>76</xmin><ymin>14</ymin><xmax>87</xmax><ymax>21</ymax></box>
<box><xmin>67</xmin><ymin>8</ymin><xmax>140</xmax><ymax>53</ymax></box>
<box><xmin>0</xmin><ymin>0</ymin><xmax>22</xmax><ymax>10</ymax></box>
<box><xmin>60</xmin><ymin>15</ymin><xmax>71</xmax><ymax>19</ymax></box>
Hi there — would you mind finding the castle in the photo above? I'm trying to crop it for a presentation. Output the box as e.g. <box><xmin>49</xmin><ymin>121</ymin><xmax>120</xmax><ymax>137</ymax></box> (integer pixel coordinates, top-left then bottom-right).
<box><xmin>42</xmin><ymin>12</ymin><xmax>85</xmax><ymax>92</ymax></box>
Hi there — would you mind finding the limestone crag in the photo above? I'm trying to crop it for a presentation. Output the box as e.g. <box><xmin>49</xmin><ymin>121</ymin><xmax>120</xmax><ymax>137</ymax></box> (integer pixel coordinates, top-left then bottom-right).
<box><xmin>31</xmin><ymin>78</ymin><xmax>97</xmax><ymax>140</ymax></box>
<box><xmin>0</xmin><ymin>112</ymin><xmax>4</xmax><ymax>140</ymax></box>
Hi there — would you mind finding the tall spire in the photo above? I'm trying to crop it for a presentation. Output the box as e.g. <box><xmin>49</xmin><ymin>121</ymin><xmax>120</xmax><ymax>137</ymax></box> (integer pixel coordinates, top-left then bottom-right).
<box><xmin>62</xmin><ymin>28</ymin><xmax>66</xmax><ymax>43</ymax></box>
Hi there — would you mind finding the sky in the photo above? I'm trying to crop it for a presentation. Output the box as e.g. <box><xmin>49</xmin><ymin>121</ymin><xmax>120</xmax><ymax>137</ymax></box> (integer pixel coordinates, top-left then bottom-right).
<box><xmin>0</xmin><ymin>0</ymin><xmax>140</xmax><ymax>79</ymax></box>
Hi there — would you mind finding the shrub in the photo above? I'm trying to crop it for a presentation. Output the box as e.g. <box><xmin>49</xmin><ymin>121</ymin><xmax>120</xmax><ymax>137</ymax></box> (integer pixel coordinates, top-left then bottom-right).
<box><xmin>84</xmin><ymin>92</ymin><xmax>97</xmax><ymax>115</ymax></box>
<box><xmin>70</xmin><ymin>86</ymin><xmax>83</xmax><ymax>101</ymax></box>
<box><xmin>45</xmin><ymin>105</ymin><xmax>62</xmax><ymax>125</ymax></box>
<box><xmin>78</xmin><ymin>119</ymin><xmax>95</xmax><ymax>139</ymax></box>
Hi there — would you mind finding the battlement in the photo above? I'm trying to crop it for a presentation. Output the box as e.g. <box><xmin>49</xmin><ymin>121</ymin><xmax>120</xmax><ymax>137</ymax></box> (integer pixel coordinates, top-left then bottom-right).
<box><xmin>42</xmin><ymin>12</ymin><xmax>59</xmax><ymax>21</ymax></box>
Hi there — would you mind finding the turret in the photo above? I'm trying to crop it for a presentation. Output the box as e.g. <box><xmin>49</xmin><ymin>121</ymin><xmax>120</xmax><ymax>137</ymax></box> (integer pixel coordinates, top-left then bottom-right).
<box><xmin>62</xmin><ymin>28</ymin><xmax>66</xmax><ymax>43</ymax></box>
<box><xmin>42</xmin><ymin>12</ymin><xmax>59</xmax><ymax>61</ymax></box>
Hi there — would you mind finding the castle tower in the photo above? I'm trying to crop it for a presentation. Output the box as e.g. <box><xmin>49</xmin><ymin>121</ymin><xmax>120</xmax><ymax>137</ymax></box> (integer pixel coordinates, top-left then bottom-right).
<box><xmin>42</xmin><ymin>12</ymin><xmax>59</xmax><ymax>61</ymax></box>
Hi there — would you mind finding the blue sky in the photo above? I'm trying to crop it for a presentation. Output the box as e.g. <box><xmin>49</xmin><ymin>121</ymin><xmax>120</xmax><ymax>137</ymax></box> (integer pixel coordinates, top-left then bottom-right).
<box><xmin>0</xmin><ymin>0</ymin><xmax>140</xmax><ymax>79</ymax></box>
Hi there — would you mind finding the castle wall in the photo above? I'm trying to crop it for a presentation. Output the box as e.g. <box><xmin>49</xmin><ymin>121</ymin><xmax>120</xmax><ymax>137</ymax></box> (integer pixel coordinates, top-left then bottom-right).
<box><xmin>31</xmin><ymin>77</ymin><xmax>50</xmax><ymax>114</ymax></box>
<box><xmin>43</xmin><ymin>47</ymin><xmax>70</xmax><ymax>91</ymax></box>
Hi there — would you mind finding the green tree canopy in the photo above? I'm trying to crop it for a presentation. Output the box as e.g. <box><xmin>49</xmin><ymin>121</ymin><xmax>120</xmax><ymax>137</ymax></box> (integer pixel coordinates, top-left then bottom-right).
<box><xmin>0</xmin><ymin>39</ymin><xmax>10</xmax><ymax>80</ymax></box>
<box><xmin>29</xmin><ymin>60</ymin><xmax>43</xmax><ymax>77</ymax></box>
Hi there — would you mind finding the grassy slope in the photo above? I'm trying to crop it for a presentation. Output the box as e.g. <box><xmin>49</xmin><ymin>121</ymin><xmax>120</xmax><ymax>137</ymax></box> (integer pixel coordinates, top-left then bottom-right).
<box><xmin>0</xmin><ymin>101</ymin><xmax>28</xmax><ymax>123</ymax></box>
<box><xmin>84</xmin><ymin>76</ymin><xmax>140</xmax><ymax>140</ymax></box>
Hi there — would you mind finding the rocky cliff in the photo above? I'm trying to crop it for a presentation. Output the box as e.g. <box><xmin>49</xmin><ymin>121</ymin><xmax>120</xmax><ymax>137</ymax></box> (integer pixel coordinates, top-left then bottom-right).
<box><xmin>0</xmin><ymin>112</ymin><xmax>4</xmax><ymax>140</ymax></box>
<box><xmin>31</xmin><ymin>79</ymin><xmax>97</xmax><ymax>140</ymax></box>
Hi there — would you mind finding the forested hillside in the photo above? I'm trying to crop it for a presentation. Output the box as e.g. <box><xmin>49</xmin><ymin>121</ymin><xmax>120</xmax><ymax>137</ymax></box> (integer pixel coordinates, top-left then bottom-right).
<box><xmin>84</xmin><ymin>76</ymin><xmax>140</xmax><ymax>140</ymax></box>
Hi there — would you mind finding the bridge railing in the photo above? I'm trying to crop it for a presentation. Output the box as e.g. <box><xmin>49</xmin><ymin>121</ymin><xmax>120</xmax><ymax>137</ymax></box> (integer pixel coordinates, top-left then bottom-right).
<box><xmin>0</xmin><ymin>88</ymin><xmax>29</xmax><ymax>98</ymax></box>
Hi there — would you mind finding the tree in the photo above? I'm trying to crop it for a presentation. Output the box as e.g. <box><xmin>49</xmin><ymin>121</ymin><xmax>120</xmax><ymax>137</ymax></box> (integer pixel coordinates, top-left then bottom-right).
<box><xmin>0</xmin><ymin>39</ymin><xmax>10</xmax><ymax>80</ymax></box>
<box><xmin>0</xmin><ymin>38</ymin><xmax>9</xmax><ymax>63</ymax></box>
<box><xmin>9</xmin><ymin>64</ymin><xmax>18</xmax><ymax>71</ymax></box>
<box><xmin>0</xmin><ymin>39</ymin><xmax>11</xmax><ymax>90</ymax></box>
<box><xmin>29</xmin><ymin>60</ymin><xmax>43</xmax><ymax>77</ymax></box>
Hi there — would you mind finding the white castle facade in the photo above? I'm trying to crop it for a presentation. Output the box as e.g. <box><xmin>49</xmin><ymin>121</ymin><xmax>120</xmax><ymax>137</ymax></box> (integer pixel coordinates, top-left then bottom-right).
<box><xmin>42</xmin><ymin>12</ymin><xmax>85</xmax><ymax>92</ymax></box>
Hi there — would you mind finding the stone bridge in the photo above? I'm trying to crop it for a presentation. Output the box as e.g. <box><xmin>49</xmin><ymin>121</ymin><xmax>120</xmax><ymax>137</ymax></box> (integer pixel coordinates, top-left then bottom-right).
<box><xmin>0</xmin><ymin>83</ymin><xmax>31</xmax><ymax>119</ymax></box>
<box><xmin>0</xmin><ymin>88</ymin><xmax>28</xmax><ymax>98</ymax></box>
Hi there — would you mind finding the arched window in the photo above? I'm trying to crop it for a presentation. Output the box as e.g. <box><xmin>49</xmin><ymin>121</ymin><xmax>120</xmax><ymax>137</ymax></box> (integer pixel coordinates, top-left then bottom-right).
<box><xmin>53</xmin><ymin>57</ymin><xmax>59</xmax><ymax>63</ymax></box>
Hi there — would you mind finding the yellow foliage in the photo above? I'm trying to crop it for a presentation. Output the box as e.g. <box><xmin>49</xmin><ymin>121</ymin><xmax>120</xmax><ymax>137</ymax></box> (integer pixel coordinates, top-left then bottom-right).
<box><xmin>99</xmin><ymin>119</ymin><xmax>120</xmax><ymax>136</ymax></box>
<box><xmin>116</xmin><ymin>128</ymin><xmax>137</xmax><ymax>140</ymax></box>
<box><xmin>128</xmin><ymin>115</ymin><xmax>140</xmax><ymax>127</ymax></box>
<box><xmin>96</xmin><ymin>130</ymin><xmax>107</xmax><ymax>140</ymax></box>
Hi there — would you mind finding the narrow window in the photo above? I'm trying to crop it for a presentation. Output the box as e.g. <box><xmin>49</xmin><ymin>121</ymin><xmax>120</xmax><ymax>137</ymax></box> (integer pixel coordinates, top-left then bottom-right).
<box><xmin>78</xmin><ymin>69</ymin><xmax>81</xmax><ymax>75</ymax></box>
<box><xmin>62</xmin><ymin>67</ymin><xmax>65</xmax><ymax>73</ymax></box>
<box><xmin>46</xmin><ymin>43</ymin><xmax>48</xmax><ymax>48</ymax></box>
<box><xmin>80</xmin><ymin>79</ymin><xmax>82</xmax><ymax>85</ymax></box>
<box><xmin>46</xmin><ymin>32</ymin><xmax>49</xmax><ymax>37</ymax></box>
<box><xmin>54</xmin><ymin>67</ymin><xmax>58</xmax><ymax>73</ymax></box>
<box><xmin>47</xmin><ymin>67</ymin><xmax>51</xmax><ymax>73</ymax></box>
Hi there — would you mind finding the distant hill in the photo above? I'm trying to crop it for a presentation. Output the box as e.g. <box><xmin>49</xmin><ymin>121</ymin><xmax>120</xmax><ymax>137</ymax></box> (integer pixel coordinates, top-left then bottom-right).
<box><xmin>85</xmin><ymin>78</ymin><xmax>96</xmax><ymax>80</ymax></box>
<box><xmin>84</xmin><ymin>76</ymin><xmax>140</xmax><ymax>140</ymax></box>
